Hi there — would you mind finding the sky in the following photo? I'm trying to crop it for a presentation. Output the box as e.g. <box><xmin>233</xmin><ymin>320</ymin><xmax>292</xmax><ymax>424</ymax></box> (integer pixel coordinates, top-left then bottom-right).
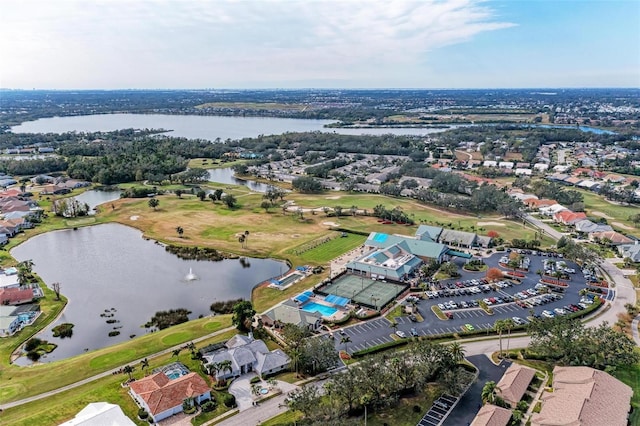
<box><xmin>1</xmin><ymin>0</ymin><xmax>639</xmax><ymax>89</ymax></box>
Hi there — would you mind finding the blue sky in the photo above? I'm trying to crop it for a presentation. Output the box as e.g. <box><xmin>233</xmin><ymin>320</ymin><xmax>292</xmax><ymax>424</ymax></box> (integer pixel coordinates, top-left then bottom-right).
<box><xmin>1</xmin><ymin>0</ymin><xmax>638</xmax><ymax>89</ymax></box>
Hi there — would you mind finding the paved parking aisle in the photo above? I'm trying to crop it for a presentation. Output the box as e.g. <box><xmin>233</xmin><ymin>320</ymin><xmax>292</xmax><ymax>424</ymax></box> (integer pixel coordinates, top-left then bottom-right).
<box><xmin>417</xmin><ymin>394</ymin><xmax>458</xmax><ymax>426</ymax></box>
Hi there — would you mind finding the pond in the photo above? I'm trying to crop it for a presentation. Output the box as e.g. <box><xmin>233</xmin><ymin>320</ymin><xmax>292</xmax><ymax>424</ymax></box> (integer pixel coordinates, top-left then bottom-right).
<box><xmin>72</xmin><ymin>189</ymin><xmax>122</xmax><ymax>214</ymax></box>
<box><xmin>206</xmin><ymin>168</ymin><xmax>273</xmax><ymax>193</ymax></box>
<box><xmin>11</xmin><ymin>223</ymin><xmax>286</xmax><ymax>363</ymax></box>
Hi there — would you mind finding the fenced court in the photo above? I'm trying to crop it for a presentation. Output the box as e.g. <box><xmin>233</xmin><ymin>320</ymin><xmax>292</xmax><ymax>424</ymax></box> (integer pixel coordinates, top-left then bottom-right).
<box><xmin>317</xmin><ymin>274</ymin><xmax>407</xmax><ymax>310</ymax></box>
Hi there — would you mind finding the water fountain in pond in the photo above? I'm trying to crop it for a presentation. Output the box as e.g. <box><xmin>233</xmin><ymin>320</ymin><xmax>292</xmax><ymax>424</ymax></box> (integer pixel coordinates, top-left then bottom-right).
<box><xmin>185</xmin><ymin>268</ymin><xmax>198</xmax><ymax>281</ymax></box>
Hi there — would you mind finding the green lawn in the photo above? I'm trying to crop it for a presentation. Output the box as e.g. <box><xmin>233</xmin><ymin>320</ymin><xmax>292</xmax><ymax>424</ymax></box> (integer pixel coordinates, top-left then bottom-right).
<box><xmin>0</xmin><ymin>329</ymin><xmax>238</xmax><ymax>426</ymax></box>
<box><xmin>0</xmin><ymin>315</ymin><xmax>232</xmax><ymax>403</ymax></box>
<box><xmin>261</xmin><ymin>410</ymin><xmax>303</xmax><ymax>426</ymax></box>
<box><xmin>612</xmin><ymin>364</ymin><xmax>640</xmax><ymax>426</ymax></box>
<box><xmin>296</xmin><ymin>232</ymin><xmax>366</xmax><ymax>263</ymax></box>
<box><xmin>578</xmin><ymin>189</ymin><xmax>640</xmax><ymax>237</ymax></box>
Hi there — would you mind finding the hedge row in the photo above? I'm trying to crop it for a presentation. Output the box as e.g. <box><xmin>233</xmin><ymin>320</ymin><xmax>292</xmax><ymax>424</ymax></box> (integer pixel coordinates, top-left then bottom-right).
<box><xmin>352</xmin><ymin>339</ymin><xmax>409</xmax><ymax>357</ymax></box>
<box><xmin>331</xmin><ymin>227</ymin><xmax>371</xmax><ymax>236</ymax></box>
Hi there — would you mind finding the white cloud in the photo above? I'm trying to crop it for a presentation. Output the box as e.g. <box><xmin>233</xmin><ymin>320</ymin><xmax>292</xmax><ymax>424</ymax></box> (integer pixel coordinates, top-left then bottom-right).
<box><xmin>0</xmin><ymin>0</ymin><xmax>515</xmax><ymax>88</ymax></box>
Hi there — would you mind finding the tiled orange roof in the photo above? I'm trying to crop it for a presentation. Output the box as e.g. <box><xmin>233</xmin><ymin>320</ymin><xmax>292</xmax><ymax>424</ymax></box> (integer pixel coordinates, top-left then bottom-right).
<box><xmin>471</xmin><ymin>404</ymin><xmax>512</xmax><ymax>426</ymax></box>
<box><xmin>496</xmin><ymin>364</ymin><xmax>536</xmax><ymax>406</ymax></box>
<box><xmin>129</xmin><ymin>372</ymin><xmax>209</xmax><ymax>415</ymax></box>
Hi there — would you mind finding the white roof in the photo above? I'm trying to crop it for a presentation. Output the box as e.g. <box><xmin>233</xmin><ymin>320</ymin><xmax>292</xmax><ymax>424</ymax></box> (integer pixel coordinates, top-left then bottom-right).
<box><xmin>499</xmin><ymin>161</ymin><xmax>514</xmax><ymax>168</ymax></box>
<box><xmin>533</xmin><ymin>163</ymin><xmax>549</xmax><ymax>170</ymax></box>
<box><xmin>0</xmin><ymin>273</ymin><xmax>20</xmax><ymax>289</ymax></box>
<box><xmin>483</xmin><ymin>160</ymin><xmax>497</xmax><ymax>167</ymax></box>
<box><xmin>515</xmin><ymin>168</ymin><xmax>532</xmax><ymax>175</ymax></box>
<box><xmin>540</xmin><ymin>204</ymin><xmax>567</xmax><ymax>214</ymax></box>
<box><xmin>59</xmin><ymin>402</ymin><xmax>136</xmax><ymax>425</ymax></box>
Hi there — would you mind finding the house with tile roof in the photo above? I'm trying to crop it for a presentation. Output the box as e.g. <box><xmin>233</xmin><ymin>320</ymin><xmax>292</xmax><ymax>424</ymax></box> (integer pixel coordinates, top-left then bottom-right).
<box><xmin>590</xmin><ymin>230</ymin><xmax>634</xmax><ymax>246</ymax></box>
<box><xmin>129</xmin><ymin>372</ymin><xmax>210</xmax><ymax>423</ymax></box>
<box><xmin>60</xmin><ymin>402</ymin><xmax>136</xmax><ymax>426</ymax></box>
<box><xmin>0</xmin><ymin>287</ymin><xmax>36</xmax><ymax>305</ymax></box>
<box><xmin>574</xmin><ymin>219</ymin><xmax>613</xmax><ymax>234</ymax></box>
<box><xmin>553</xmin><ymin>210</ymin><xmax>587</xmax><ymax>226</ymax></box>
<box><xmin>470</xmin><ymin>404</ymin><xmax>512</xmax><ymax>426</ymax></box>
<box><xmin>617</xmin><ymin>242</ymin><xmax>640</xmax><ymax>262</ymax></box>
<box><xmin>524</xmin><ymin>199</ymin><xmax>557</xmax><ymax>210</ymax></box>
<box><xmin>496</xmin><ymin>364</ymin><xmax>536</xmax><ymax>407</ymax></box>
<box><xmin>261</xmin><ymin>299</ymin><xmax>323</xmax><ymax>331</ymax></box>
<box><xmin>532</xmin><ymin>366</ymin><xmax>632</xmax><ymax>426</ymax></box>
<box><xmin>201</xmin><ymin>335</ymin><xmax>290</xmax><ymax>381</ymax></box>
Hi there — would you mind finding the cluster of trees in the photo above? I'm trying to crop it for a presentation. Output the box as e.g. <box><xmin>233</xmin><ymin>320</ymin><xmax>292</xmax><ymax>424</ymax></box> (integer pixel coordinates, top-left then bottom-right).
<box><xmin>292</xmin><ymin>176</ymin><xmax>323</xmax><ymax>193</ymax></box>
<box><xmin>414</xmin><ymin>185</ymin><xmax>522</xmax><ymax>217</ymax></box>
<box><xmin>372</xmin><ymin>204</ymin><xmax>414</xmax><ymax>224</ymax></box>
<box><xmin>305</xmin><ymin>158</ymin><xmax>351</xmax><ymax>178</ymax></box>
<box><xmin>510</xmin><ymin>238</ymin><xmax>541</xmax><ymax>249</ymax></box>
<box><xmin>599</xmin><ymin>183</ymin><xmax>639</xmax><ymax>205</ymax></box>
<box><xmin>529</xmin><ymin>181</ymin><xmax>584</xmax><ymax>206</ymax></box>
<box><xmin>286</xmin><ymin>340</ymin><xmax>469</xmax><ymax>424</ymax></box>
<box><xmin>144</xmin><ymin>308</ymin><xmax>192</xmax><ymax>330</ymax></box>
<box><xmin>556</xmin><ymin>237</ymin><xmax>600</xmax><ymax>263</ymax></box>
<box><xmin>280</xmin><ymin>324</ymin><xmax>340</xmax><ymax>376</ymax></box>
<box><xmin>0</xmin><ymin>157</ymin><xmax>67</xmax><ymax>176</ymax></box>
<box><xmin>527</xmin><ymin>315</ymin><xmax>638</xmax><ymax>370</ymax></box>
<box><xmin>52</xmin><ymin>198</ymin><xmax>90</xmax><ymax>218</ymax></box>
<box><xmin>231</xmin><ymin>301</ymin><xmax>256</xmax><ymax>332</ymax></box>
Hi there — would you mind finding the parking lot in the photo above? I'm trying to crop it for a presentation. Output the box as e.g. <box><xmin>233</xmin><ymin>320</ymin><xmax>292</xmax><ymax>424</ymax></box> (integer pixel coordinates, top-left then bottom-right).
<box><xmin>418</xmin><ymin>394</ymin><xmax>458</xmax><ymax>426</ymax></box>
<box><xmin>334</xmin><ymin>251</ymin><xmax>603</xmax><ymax>354</ymax></box>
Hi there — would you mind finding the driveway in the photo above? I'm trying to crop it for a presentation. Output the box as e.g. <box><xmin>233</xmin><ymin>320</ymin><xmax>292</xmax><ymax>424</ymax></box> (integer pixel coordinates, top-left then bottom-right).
<box><xmin>228</xmin><ymin>374</ymin><xmax>297</xmax><ymax>412</ymax></box>
<box><xmin>442</xmin><ymin>354</ymin><xmax>511</xmax><ymax>426</ymax></box>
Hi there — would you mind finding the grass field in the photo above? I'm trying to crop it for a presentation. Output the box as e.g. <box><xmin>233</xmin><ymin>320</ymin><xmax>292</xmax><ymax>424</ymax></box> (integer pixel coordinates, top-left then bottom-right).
<box><xmin>0</xmin><ymin>315</ymin><xmax>232</xmax><ymax>404</ymax></box>
<box><xmin>578</xmin><ymin>189</ymin><xmax>640</xmax><ymax>237</ymax></box>
<box><xmin>296</xmin><ymin>232</ymin><xmax>366</xmax><ymax>263</ymax></box>
<box><xmin>612</xmin><ymin>364</ymin><xmax>640</xmax><ymax>426</ymax></box>
<box><xmin>0</xmin><ymin>328</ymin><xmax>238</xmax><ymax>426</ymax></box>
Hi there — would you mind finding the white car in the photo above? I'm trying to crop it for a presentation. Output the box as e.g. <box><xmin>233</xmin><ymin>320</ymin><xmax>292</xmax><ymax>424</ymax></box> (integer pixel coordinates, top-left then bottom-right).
<box><xmin>554</xmin><ymin>308</ymin><xmax>567</xmax><ymax>315</ymax></box>
<box><xmin>396</xmin><ymin>330</ymin><xmax>407</xmax><ymax>338</ymax></box>
<box><xmin>542</xmin><ymin>310</ymin><xmax>555</xmax><ymax>318</ymax></box>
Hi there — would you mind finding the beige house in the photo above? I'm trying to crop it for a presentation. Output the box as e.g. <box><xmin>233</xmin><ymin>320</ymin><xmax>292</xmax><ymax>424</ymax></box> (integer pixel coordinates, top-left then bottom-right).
<box><xmin>496</xmin><ymin>364</ymin><xmax>536</xmax><ymax>407</ymax></box>
<box><xmin>471</xmin><ymin>404</ymin><xmax>512</xmax><ymax>426</ymax></box>
<box><xmin>532</xmin><ymin>366</ymin><xmax>632</xmax><ymax>426</ymax></box>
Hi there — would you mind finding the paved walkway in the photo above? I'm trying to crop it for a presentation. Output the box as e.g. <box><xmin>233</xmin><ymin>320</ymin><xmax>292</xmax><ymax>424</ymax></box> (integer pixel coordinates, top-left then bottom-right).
<box><xmin>0</xmin><ymin>325</ymin><xmax>235</xmax><ymax>410</ymax></box>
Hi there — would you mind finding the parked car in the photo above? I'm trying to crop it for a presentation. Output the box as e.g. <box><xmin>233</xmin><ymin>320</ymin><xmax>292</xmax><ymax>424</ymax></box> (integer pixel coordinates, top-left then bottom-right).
<box><xmin>554</xmin><ymin>307</ymin><xmax>567</xmax><ymax>315</ymax></box>
<box><xmin>464</xmin><ymin>323</ymin><xmax>475</xmax><ymax>331</ymax></box>
<box><xmin>396</xmin><ymin>330</ymin><xmax>407</xmax><ymax>338</ymax></box>
<box><xmin>512</xmin><ymin>316</ymin><xmax>527</xmax><ymax>325</ymax></box>
<box><xmin>410</xmin><ymin>327</ymin><xmax>418</xmax><ymax>337</ymax></box>
<box><xmin>542</xmin><ymin>310</ymin><xmax>555</xmax><ymax>318</ymax></box>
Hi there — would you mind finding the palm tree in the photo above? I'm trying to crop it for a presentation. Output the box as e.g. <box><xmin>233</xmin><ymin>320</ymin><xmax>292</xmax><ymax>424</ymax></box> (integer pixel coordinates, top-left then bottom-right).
<box><xmin>238</xmin><ymin>234</ymin><xmax>246</xmax><ymax>248</ymax></box>
<box><xmin>218</xmin><ymin>360</ymin><xmax>232</xmax><ymax>381</ymax></box>
<box><xmin>503</xmin><ymin>319</ymin><xmax>515</xmax><ymax>355</ymax></box>
<box><xmin>148</xmin><ymin>198</ymin><xmax>159</xmax><ymax>210</ymax></box>
<box><xmin>389</xmin><ymin>321</ymin><xmax>398</xmax><ymax>333</ymax></box>
<box><xmin>481</xmin><ymin>381</ymin><xmax>497</xmax><ymax>404</ymax></box>
<box><xmin>243</xmin><ymin>230</ymin><xmax>250</xmax><ymax>248</ymax></box>
<box><xmin>494</xmin><ymin>320</ymin><xmax>506</xmax><ymax>358</ymax></box>
<box><xmin>511</xmin><ymin>409</ymin><xmax>524</xmax><ymax>426</ymax></box>
<box><xmin>175</xmin><ymin>226</ymin><xmax>184</xmax><ymax>238</ymax></box>
<box><xmin>206</xmin><ymin>362</ymin><xmax>221</xmax><ymax>379</ymax></box>
<box><xmin>122</xmin><ymin>364</ymin><xmax>135</xmax><ymax>381</ymax></box>
<box><xmin>340</xmin><ymin>335</ymin><xmax>352</xmax><ymax>353</ymax></box>
<box><xmin>172</xmin><ymin>348</ymin><xmax>181</xmax><ymax>360</ymax></box>
<box><xmin>140</xmin><ymin>358</ymin><xmax>149</xmax><ymax>371</ymax></box>
<box><xmin>288</xmin><ymin>347</ymin><xmax>301</xmax><ymax>377</ymax></box>
<box><xmin>448</xmin><ymin>342</ymin><xmax>466</xmax><ymax>363</ymax></box>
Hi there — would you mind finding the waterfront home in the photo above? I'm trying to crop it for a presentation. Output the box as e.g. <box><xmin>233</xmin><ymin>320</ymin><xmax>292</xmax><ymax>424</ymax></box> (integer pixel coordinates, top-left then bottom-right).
<box><xmin>202</xmin><ymin>335</ymin><xmax>290</xmax><ymax>381</ymax></box>
<box><xmin>60</xmin><ymin>402</ymin><xmax>136</xmax><ymax>425</ymax></box>
<box><xmin>0</xmin><ymin>287</ymin><xmax>36</xmax><ymax>305</ymax></box>
<box><xmin>129</xmin><ymin>372</ymin><xmax>210</xmax><ymax>423</ymax></box>
<box><xmin>0</xmin><ymin>306</ymin><xmax>21</xmax><ymax>337</ymax></box>
<box><xmin>0</xmin><ymin>272</ymin><xmax>20</xmax><ymax>289</ymax></box>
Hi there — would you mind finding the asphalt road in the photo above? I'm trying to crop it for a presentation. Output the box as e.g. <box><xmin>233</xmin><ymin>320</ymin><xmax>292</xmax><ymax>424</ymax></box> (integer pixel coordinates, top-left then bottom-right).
<box><xmin>335</xmin><ymin>251</ymin><xmax>592</xmax><ymax>354</ymax></box>
<box><xmin>442</xmin><ymin>355</ymin><xmax>511</xmax><ymax>426</ymax></box>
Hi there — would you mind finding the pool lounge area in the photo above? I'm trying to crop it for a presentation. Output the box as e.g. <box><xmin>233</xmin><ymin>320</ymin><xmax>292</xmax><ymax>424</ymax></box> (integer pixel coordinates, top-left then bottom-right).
<box><xmin>301</xmin><ymin>301</ymin><xmax>338</xmax><ymax>317</ymax></box>
<box><xmin>268</xmin><ymin>270</ymin><xmax>305</xmax><ymax>290</ymax></box>
<box><xmin>153</xmin><ymin>362</ymin><xmax>190</xmax><ymax>380</ymax></box>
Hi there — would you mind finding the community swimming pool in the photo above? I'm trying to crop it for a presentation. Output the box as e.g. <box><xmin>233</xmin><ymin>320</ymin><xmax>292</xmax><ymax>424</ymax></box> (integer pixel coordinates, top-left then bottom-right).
<box><xmin>301</xmin><ymin>302</ymin><xmax>338</xmax><ymax>317</ymax></box>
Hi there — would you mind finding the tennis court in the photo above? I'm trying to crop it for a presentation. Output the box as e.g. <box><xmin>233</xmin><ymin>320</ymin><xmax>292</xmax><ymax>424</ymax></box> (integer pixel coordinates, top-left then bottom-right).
<box><xmin>317</xmin><ymin>274</ymin><xmax>407</xmax><ymax>310</ymax></box>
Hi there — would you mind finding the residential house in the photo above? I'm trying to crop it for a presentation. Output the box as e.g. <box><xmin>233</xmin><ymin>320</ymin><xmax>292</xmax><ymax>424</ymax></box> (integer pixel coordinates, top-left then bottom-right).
<box><xmin>470</xmin><ymin>404</ymin><xmax>512</xmax><ymax>426</ymax></box>
<box><xmin>532</xmin><ymin>366</ymin><xmax>632</xmax><ymax>426</ymax></box>
<box><xmin>0</xmin><ymin>306</ymin><xmax>21</xmax><ymax>336</ymax></box>
<box><xmin>0</xmin><ymin>287</ymin><xmax>35</xmax><ymax>305</ymax></box>
<box><xmin>533</xmin><ymin>163</ymin><xmax>549</xmax><ymax>172</ymax></box>
<box><xmin>0</xmin><ymin>272</ymin><xmax>20</xmax><ymax>289</ymax></box>
<box><xmin>201</xmin><ymin>335</ymin><xmax>290</xmax><ymax>381</ymax></box>
<box><xmin>590</xmin><ymin>230</ymin><xmax>633</xmax><ymax>246</ymax></box>
<box><xmin>574</xmin><ymin>219</ymin><xmax>613</xmax><ymax>234</ymax></box>
<box><xmin>515</xmin><ymin>168</ymin><xmax>532</xmax><ymax>176</ymax></box>
<box><xmin>129</xmin><ymin>372</ymin><xmax>210</xmax><ymax>423</ymax></box>
<box><xmin>60</xmin><ymin>402</ymin><xmax>136</xmax><ymax>426</ymax></box>
<box><xmin>483</xmin><ymin>160</ymin><xmax>498</xmax><ymax>168</ymax></box>
<box><xmin>604</xmin><ymin>174</ymin><xmax>626</xmax><ymax>184</ymax></box>
<box><xmin>498</xmin><ymin>161</ymin><xmax>514</xmax><ymax>169</ymax></box>
<box><xmin>618</xmin><ymin>242</ymin><xmax>640</xmax><ymax>262</ymax></box>
<box><xmin>553</xmin><ymin>210</ymin><xmax>587</xmax><ymax>226</ymax></box>
<box><xmin>524</xmin><ymin>199</ymin><xmax>557</xmax><ymax>210</ymax></box>
<box><xmin>0</xmin><ymin>234</ymin><xmax>7</xmax><ymax>246</ymax></box>
<box><xmin>564</xmin><ymin>176</ymin><xmax>583</xmax><ymax>186</ymax></box>
<box><xmin>495</xmin><ymin>364</ymin><xmax>536</xmax><ymax>407</ymax></box>
<box><xmin>0</xmin><ymin>178</ymin><xmax>17</xmax><ymax>187</ymax></box>
<box><xmin>261</xmin><ymin>299</ymin><xmax>323</xmax><ymax>331</ymax></box>
<box><xmin>0</xmin><ymin>221</ymin><xmax>20</xmax><ymax>237</ymax></box>
<box><xmin>539</xmin><ymin>204</ymin><xmax>568</xmax><ymax>217</ymax></box>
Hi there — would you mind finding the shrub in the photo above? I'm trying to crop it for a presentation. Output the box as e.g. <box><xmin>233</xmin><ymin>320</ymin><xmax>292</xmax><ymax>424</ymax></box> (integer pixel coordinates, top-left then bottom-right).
<box><xmin>412</xmin><ymin>405</ymin><xmax>422</xmax><ymax>413</ymax></box>
<box><xmin>250</xmin><ymin>376</ymin><xmax>262</xmax><ymax>384</ymax></box>
<box><xmin>26</xmin><ymin>350</ymin><xmax>41</xmax><ymax>361</ymax></box>
<box><xmin>52</xmin><ymin>323</ymin><xmax>74</xmax><ymax>338</ymax></box>
<box><xmin>352</xmin><ymin>339</ymin><xmax>408</xmax><ymax>358</ymax></box>
<box><xmin>138</xmin><ymin>408</ymin><xmax>149</xmax><ymax>419</ymax></box>
<box><xmin>108</xmin><ymin>331</ymin><xmax>120</xmax><ymax>337</ymax></box>
<box><xmin>201</xmin><ymin>400</ymin><xmax>217</xmax><ymax>412</ymax></box>
<box><xmin>25</xmin><ymin>337</ymin><xmax>42</xmax><ymax>352</ymax></box>
<box><xmin>223</xmin><ymin>393</ymin><xmax>236</xmax><ymax>408</ymax></box>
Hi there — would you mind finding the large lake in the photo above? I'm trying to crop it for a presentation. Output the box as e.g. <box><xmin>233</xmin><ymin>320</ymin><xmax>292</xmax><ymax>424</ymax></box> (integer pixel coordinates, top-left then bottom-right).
<box><xmin>11</xmin><ymin>113</ymin><xmax>454</xmax><ymax>140</ymax></box>
<box><xmin>11</xmin><ymin>223</ymin><xmax>286</xmax><ymax>362</ymax></box>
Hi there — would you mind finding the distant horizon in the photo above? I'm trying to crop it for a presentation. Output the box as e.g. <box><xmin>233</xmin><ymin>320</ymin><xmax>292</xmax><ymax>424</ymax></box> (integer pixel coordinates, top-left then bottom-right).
<box><xmin>2</xmin><ymin>87</ymin><xmax>639</xmax><ymax>92</ymax></box>
<box><xmin>1</xmin><ymin>1</ymin><xmax>638</xmax><ymax>89</ymax></box>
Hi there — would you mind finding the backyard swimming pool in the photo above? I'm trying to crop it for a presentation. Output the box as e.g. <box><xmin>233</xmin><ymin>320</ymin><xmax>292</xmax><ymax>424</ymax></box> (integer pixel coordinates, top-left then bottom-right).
<box><xmin>301</xmin><ymin>302</ymin><xmax>338</xmax><ymax>317</ymax></box>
